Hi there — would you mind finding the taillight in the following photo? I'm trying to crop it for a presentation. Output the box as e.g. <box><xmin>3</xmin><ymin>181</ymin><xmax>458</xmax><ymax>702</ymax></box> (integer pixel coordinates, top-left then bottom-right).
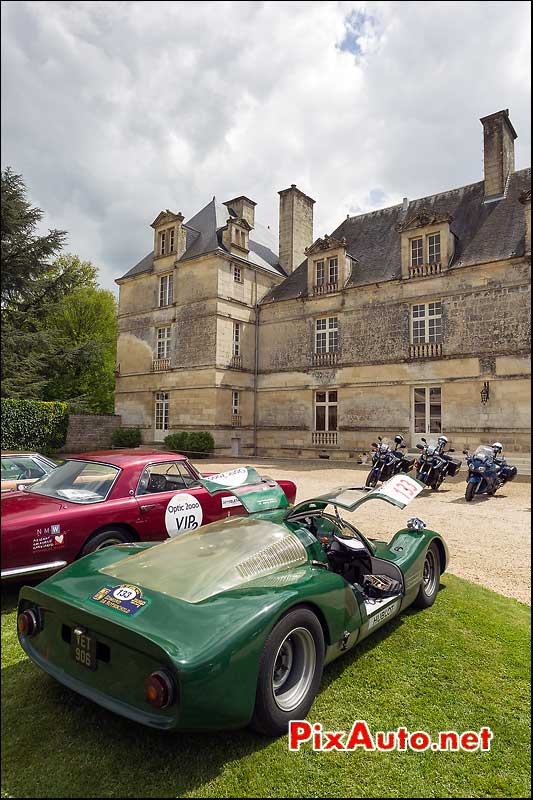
<box><xmin>145</xmin><ymin>670</ymin><xmax>176</xmax><ymax>709</ymax></box>
<box><xmin>17</xmin><ymin>609</ymin><xmax>39</xmax><ymax>637</ymax></box>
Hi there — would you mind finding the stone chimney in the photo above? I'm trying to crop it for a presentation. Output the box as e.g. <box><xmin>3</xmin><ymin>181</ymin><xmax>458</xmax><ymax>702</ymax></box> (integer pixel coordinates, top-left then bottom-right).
<box><xmin>223</xmin><ymin>196</ymin><xmax>256</xmax><ymax>229</ymax></box>
<box><xmin>480</xmin><ymin>109</ymin><xmax>517</xmax><ymax>202</ymax></box>
<box><xmin>278</xmin><ymin>185</ymin><xmax>315</xmax><ymax>273</ymax></box>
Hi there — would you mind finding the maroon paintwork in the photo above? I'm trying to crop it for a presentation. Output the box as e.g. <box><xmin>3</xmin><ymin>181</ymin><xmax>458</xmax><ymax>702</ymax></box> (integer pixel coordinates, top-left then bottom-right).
<box><xmin>0</xmin><ymin>450</ymin><xmax>296</xmax><ymax>581</ymax></box>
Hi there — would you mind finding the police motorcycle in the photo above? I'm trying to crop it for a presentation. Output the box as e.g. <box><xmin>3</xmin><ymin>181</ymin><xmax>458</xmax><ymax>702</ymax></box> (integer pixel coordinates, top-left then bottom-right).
<box><xmin>415</xmin><ymin>435</ymin><xmax>462</xmax><ymax>490</ymax></box>
<box><xmin>463</xmin><ymin>442</ymin><xmax>518</xmax><ymax>501</ymax></box>
<box><xmin>365</xmin><ymin>434</ymin><xmax>415</xmax><ymax>487</ymax></box>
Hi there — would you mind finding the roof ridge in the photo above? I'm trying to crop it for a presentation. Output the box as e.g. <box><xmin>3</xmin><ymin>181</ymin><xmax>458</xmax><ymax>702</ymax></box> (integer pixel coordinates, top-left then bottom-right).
<box><xmin>343</xmin><ymin>167</ymin><xmax>530</xmax><ymax>225</ymax></box>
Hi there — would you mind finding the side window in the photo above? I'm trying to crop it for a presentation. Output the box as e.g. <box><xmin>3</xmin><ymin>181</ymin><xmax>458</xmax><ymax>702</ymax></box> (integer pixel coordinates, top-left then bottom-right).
<box><xmin>1</xmin><ymin>457</ymin><xmax>46</xmax><ymax>480</ymax></box>
<box><xmin>137</xmin><ymin>462</ymin><xmax>199</xmax><ymax>495</ymax></box>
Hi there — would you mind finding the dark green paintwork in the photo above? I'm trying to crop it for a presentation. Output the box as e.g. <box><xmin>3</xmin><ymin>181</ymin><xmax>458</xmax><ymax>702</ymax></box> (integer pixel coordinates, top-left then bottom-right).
<box><xmin>18</xmin><ymin>489</ymin><xmax>448</xmax><ymax>732</ymax></box>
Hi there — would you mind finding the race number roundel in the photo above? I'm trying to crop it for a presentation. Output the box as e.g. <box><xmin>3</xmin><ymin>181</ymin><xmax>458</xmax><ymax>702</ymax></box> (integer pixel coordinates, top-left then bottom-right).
<box><xmin>165</xmin><ymin>493</ymin><xmax>203</xmax><ymax>537</ymax></box>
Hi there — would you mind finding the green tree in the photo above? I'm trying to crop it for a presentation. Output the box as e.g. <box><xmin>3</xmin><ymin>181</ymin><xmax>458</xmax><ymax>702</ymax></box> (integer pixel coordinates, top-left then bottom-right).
<box><xmin>42</xmin><ymin>286</ymin><xmax>117</xmax><ymax>413</ymax></box>
<box><xmin>1</xmin><ymin>168</ymin><xmax>117</xmax><ymax>412</ymax></box>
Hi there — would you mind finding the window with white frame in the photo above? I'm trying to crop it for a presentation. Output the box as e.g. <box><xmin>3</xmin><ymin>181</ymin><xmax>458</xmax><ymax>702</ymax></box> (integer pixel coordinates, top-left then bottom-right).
<box><xmin>169</xmin><ymin>228</ymin><xmax>175</xmax><ymax>253</ymax></box>
<box><xmin>328</xmin><ymin>257</ymin><xmax>338</xmax><ymax>285</ymax></box>
<box><xmin>159</xmin><ymin>231</ymin><xmax>166</xmax><ymax>256</ymax></box>
<box><xmin>155</xmin><ymin>391</ymin><xmax>169</xmax><ymax>431</ymax></box>
<box><xmin>233</xmin><ymin>264</ymin><xmax>243</xmax><ymax>283</ymax></box>
<box><xmin>315</xmin><ymin>390</ymin><xmax>338</xmax><ymax>432</ymax></box>
<box><xmin>315</xmin><ymin>259</ymin><xmax>325</xmax><ymax>286</ymax></box>
<box><xmin>233</xmin><ymin>322</ymin><xmax>241</xmax><ymax>356</ymax></box>
<box><xmin>411</xmin><ymin>301</ymin><xmax>443</xmax><ymax>343</ymax></box>
<box><xmin>156</xmin><ymin>326</ymin><xmax>171</xmax><ymax>359</ymax></box>
<box><xmin>410</xmin><ymin>237</ymin><xmax>423</xmax><ymax>267</ymax></box>
<box><xmin>427</xmin><ymin>232</ymin><xmax>441</xmax><ymax>264</ymax></box>
<box><xmin>232</xmin><ymin>390</ymin><xmax>240</xmax><ymax>416</ymax></box>
<box><xmin>159</xmin><ymin>273</ymin><xmax>174</xmax><ymax>307</ymax></box>
<box><xmin>315</xmin><ymin>317</ymin><xmax>339</xmax><ymax>353</ymax></box>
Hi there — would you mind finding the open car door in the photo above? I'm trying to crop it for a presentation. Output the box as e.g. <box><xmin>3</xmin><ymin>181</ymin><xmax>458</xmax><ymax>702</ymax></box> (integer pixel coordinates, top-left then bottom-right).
<box><xmin>198</xmin><ymin>467</ymin><xmax>289</xmax><ymax>514</ymax></box>
<box><xmin>286</xmin><ymin>473</ymin><xmax>425</xmax><ymax>519</ymax></box>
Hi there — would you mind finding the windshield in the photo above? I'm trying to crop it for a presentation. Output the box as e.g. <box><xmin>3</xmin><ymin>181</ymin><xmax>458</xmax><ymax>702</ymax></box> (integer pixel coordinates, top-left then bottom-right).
<box><xmin>103</xmin><ymin>517</ymin><xmax>308</xmax><ymax>603</ymax></box>
<box><xmin>473</xmin><ymin>446</ymin><xmax>494</xmax><ymax>462</ymax></box>
<box><xmin>27</xmin><ymin>460</ymin><xmax>120</xmax><ymax>503</ymax></box>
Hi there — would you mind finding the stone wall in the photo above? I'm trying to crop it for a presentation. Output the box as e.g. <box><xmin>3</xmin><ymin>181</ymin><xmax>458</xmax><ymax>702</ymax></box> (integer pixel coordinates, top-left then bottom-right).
<box><xmin>60</xmin><ymin>414</ymin><xmax>122</xmax><ymax>453</ymax></box>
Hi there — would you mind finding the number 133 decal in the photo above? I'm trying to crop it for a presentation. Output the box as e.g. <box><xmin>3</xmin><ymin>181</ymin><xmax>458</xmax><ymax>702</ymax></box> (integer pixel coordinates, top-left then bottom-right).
<box><xmin>374</xmin><ymin>474</ymin><xmax>424</xmax><ymax>507</ymax></box>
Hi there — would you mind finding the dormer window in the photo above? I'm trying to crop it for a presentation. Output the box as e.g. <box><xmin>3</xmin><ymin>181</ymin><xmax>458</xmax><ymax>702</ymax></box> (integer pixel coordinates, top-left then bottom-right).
<box><xmin>315</xmin><ymin>260</ymin><xmax>325</xmax><ymax>285</ymax></box>
<box><xmin>410</xmin><ymin>237</ymin><xmax>423</xmax><ymax>267</ymax></box>
<box><xmin>428</xmin><ymin>233</ymin><xmax>441</xmax><ymax>264</ymax></box>
<box><xmin>159</xmin><ymin>231</ymin><xmax>166</xmax><ymax>256</ymax></box>
<box><xmin>169</xmin><ymin>228</ymin><xmax>175</xmax><ymax>253</ymax></box>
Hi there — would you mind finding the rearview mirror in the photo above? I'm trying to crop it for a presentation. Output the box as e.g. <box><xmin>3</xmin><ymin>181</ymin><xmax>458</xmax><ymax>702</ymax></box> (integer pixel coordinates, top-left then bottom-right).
<box><xmin>377</xmin><ymin>436</ymin><xmax>382</xmax><ymax>442</ymax></box>
<box><xmin>371</xmin><ymin>442</ymin><xmax>378</xmax><ymax>448</ymax></box>
<box><xmin>421</xmin><ymin>437</ymin><xmax>427</xmax><ymax>443</ymax></box>
<box><xmin>416</xmin><ymin>443</ymin><xmax>424</xmax><ymax>449</ymax></box>
<box><xmin>463</xmin><ymin>449</ymin><xmax>469</xmax><ymax>455</ymax></box>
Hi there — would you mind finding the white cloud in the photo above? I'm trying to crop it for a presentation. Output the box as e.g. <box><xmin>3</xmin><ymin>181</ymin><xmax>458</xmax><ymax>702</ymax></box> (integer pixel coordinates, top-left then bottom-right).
<box><xmin>1</xmin><ymin>0</ymin><xmax>531</xmax><ymax>290</ymax></box>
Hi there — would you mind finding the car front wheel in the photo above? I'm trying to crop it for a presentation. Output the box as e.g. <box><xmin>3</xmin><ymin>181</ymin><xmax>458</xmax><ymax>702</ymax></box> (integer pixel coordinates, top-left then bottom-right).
<box><xmin>81</xmin><ymin>527</ymin><xmax>133</xmax><ymax>556</ymax></box>
<box><xmin>250</xmin><ymin>607</ymin><xmax>325</xmax><ymax>737</ymax></box>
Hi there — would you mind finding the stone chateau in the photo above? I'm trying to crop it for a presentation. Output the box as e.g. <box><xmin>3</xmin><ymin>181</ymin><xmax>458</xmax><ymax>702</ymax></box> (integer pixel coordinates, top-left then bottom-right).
<box><xmin>115</xmin><ymin>109</ymin><xmax>531</xmax><ymax>456</ymax></box>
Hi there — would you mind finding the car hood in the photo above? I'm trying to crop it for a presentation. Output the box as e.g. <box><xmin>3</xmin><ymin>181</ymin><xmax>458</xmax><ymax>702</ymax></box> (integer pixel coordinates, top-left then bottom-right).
<box><xmin>0</xmin><ymin>489</ymin><xmax>67</xmax><ymax>523</ymax></box>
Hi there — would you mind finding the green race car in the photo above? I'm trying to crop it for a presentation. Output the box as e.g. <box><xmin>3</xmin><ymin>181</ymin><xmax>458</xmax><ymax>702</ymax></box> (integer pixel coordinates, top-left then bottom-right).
<box><xmin>18</xmin><ymin>471</ymin><xmax>448</xmax><ymax>737</ymax></box>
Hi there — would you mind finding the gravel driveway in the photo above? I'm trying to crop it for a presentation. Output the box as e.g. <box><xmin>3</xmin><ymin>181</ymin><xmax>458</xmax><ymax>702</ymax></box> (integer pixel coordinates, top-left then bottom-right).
<box><xmin>200</xmin><ymin>458</ymin><xmax>531</xmax><ymax>605</ymax></box>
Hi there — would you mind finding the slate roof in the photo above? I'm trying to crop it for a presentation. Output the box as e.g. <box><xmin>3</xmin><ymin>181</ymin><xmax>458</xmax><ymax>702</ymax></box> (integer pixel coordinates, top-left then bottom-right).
<box><xmin>117</xmin><ymin>198</ymin><xmax>284</xmax><ymax>282</ymax></box>
<box><xmin>262</xmin><ymin>167</ymin><xmax>531</xmax><ymax>303</ymax></box>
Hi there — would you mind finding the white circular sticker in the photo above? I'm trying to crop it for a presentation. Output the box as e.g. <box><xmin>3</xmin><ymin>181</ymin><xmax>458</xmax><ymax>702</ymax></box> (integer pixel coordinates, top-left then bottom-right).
<box><xmin>165</xmin><ymin>493</ymin><xmax>203</xmax><ymax>537</ymax></box>
<box><xmin>112</xmin><ymin>586</ymin><xmax>137</xmax><ymax>601</ymax></box>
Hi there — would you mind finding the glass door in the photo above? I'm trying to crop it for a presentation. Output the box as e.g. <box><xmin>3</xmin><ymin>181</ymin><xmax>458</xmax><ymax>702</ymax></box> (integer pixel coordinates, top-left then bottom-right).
<box><xmin>412</xmin><ymin>386</ymin><xmax>441</xmax><ymax>445</ymax></box>
<box><xmin>154</xmin><ymin>391</ymin><xmax>169</xmax><ymax>442</ymax></box>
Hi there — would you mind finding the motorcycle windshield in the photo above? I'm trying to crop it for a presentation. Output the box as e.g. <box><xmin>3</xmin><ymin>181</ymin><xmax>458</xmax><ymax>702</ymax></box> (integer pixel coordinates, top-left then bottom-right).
<box><xmin>473</xmin><ymin>446</ymin><xmax>494</xmax><ymax>462</ymax></box>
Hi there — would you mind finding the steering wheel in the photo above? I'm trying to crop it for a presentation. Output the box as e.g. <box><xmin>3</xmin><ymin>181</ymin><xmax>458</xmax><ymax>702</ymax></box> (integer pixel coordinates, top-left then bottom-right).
<box><xmin>147</xmin><ymin>473</ymin><xmax>167</xmax><ymax>493</ymax></box>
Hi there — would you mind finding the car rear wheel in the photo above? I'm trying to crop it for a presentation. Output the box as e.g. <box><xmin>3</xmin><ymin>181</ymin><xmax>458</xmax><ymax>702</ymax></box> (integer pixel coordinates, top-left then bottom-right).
<box><xmin>81</xmin><ymin>528</ymin><xmax>133</xmax><ymax>556</ymax></box>
<box><xmin>250</xmin><ymin>607</ymin><xmax>324</xmax><ymax>737</ymax></box>
<box><xmin>413</xmin><ymin>542</ymin><xmax>440</xmax><ymax>609</ymax></box>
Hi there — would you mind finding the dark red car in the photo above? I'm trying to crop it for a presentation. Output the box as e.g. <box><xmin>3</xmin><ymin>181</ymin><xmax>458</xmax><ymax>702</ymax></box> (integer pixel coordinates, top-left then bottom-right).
<box><xmin>0</xmin><ymin>450</ymin><xmax>296</xmax><ymax>581</ymax></box>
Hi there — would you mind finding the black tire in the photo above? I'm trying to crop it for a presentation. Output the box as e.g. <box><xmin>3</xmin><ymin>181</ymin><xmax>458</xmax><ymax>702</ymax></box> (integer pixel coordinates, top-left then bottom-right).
<box><xmin>81</xmin><ymin>527</ymin><xmax>133</xmax><ymax>556</ymax></box>
<box><xmin>413</xmin><ymin>542</ymin><xmax>440</xmax><ymax>609</ymax></box>
<box><xmin>250</xmin><ymin>607</ymin><xmax>325</xmax><ymax>737</ymax></box>
<box><xmin>366</xmin><ymin>469</ymin><xmax>378</xmax><ymax>488</ymax></box>
<box><xmin>465</xmin><ymin>480</ymin><xmax>477</xmax><ymax>502</ymax></box>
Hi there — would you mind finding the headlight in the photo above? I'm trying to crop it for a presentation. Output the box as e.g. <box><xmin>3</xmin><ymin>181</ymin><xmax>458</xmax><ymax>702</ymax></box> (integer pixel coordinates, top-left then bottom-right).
<box><xmin>469</xmin><ymin>463</ymin><xmax>474</xmax><ymax>471</ymax></box>
<box><xmin>477</xmin><ymin>466</ymin><xmax>486</xmax><ymax>473</ymax></box>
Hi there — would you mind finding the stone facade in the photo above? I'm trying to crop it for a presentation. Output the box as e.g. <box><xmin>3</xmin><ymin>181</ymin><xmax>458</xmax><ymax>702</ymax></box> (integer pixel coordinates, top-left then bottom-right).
<box><xmin>115</xmin><ymin>110</ymin><xmax>531</xmax><ymax>455</ymax></box>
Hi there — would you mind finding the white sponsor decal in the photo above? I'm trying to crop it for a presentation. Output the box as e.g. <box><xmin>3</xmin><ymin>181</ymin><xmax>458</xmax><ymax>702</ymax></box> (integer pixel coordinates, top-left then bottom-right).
<box><xmin>51</xmin><ymin>524</ymin><xmax>61</xmax><ymax>535</ymax></box>
<box><xmin>221</xmin><ymin>496</ymin><xmax>243</xmax><ymax>509</ymax></box>
<box><xmin>112</xmin><ymin>586</ymin><xmax>137</xmax><ymax>601</ymax></box>
<box><xmin>374</xmin><ymin>474</ymin><xmax>424</xmax><ymax>507</ymax></box>
<box><xmin>165</xmin><ymin>493</ymin><xmax>203</xmax><ymax>537</ymax></box>
<box><xmin>208</xmin><ymin>467</ymin><xmax>249</xmax><ymax>488</ymax></box>
<box><xmin>367</xmin><ymin>600</ymin><xmax>400</xmax><ymax>629</ymax></box>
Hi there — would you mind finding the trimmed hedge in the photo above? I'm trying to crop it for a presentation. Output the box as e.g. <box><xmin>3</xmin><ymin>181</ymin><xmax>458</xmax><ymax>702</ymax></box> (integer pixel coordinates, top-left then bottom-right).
<box><xmin>1</xmin><ymin>398</ymin><xmax>69</xmax><ymax>452</ymax></box>
<box><xmin>164</xmin><ymin>431</ymin><xmax>214</xmax><ymax>457</ymax></box>
<box><xmin>111</xmin><ymin>427</ymin><xmax>142</xmax><ymax>448</ymax></box>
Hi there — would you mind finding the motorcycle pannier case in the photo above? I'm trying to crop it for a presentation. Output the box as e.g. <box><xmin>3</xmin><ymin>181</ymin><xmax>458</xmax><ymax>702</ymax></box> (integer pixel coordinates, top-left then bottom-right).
<box><xmin>447</xmin><ymin>458</ymin><xmax>462</xmax><ymax>477</ymax></box>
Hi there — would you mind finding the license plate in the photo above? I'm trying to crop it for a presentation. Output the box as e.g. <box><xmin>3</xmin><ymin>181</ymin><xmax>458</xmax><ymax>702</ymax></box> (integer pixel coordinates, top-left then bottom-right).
<box><xmin>70</xmin><ymin>627</ymin><xmax>97</xmax><ymax>670</ymax></box>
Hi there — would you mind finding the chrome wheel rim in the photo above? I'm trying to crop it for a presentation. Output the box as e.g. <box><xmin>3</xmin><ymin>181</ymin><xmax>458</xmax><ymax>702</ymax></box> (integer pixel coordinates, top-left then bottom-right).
<box><xmin>95</xmin><ymin>537</ymin><xmax>123</xmax><ymax>551</ymax></box>
<box><xmin>271</xmin><ymin>627</ymin><xmax>316</xmax><ymax>712</ymax></box>
<box><xmin>423</xmin><ymin>549</ymin><xmax>437</xmax><ymax>596</ymax></box>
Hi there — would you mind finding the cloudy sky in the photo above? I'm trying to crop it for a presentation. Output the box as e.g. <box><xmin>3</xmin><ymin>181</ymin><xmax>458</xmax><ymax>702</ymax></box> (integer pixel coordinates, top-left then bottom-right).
<box><xmin>1</xmin><ymin>0</ymin><xmax>531</xmax><ymax>291</ymax></box>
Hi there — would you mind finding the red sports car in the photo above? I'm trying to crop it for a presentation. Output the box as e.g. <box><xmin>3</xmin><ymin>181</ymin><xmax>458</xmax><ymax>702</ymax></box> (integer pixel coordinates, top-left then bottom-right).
<box><xmin>1</xmin><ymin>450</ymin><xmax>296</xmax><ymax>581</ymax></box>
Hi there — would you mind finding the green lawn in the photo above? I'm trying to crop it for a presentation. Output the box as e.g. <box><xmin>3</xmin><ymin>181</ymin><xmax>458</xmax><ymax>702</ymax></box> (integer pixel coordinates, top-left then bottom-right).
<box><xmin>1</xmin><ymin>575</ymin><xmax>530</xmax><ymax>799</ymax></box>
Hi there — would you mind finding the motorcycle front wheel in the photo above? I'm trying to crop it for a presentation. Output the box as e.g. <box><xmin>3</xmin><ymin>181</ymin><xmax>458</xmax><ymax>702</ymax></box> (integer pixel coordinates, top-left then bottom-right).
<box><xmin>465</xmin><ymin>480</ymin><xmax>477</xmax><ymax>501</ymax></box>
<box><xmin>366</xmin><ymin>469</ymin><xmax>378</xmax><ymax>488</ymax></box>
